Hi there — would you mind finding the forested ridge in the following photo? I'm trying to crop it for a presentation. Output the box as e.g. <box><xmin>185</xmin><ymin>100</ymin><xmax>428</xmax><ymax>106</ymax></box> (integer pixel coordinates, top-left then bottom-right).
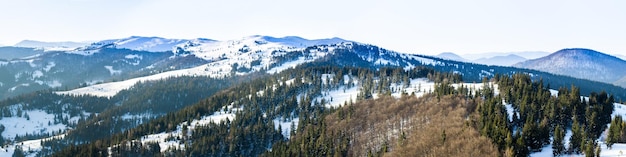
<box><xmin>51</xmin><ymin>65</ymin><xmax>452</xmax><ymax>156</ymax></box>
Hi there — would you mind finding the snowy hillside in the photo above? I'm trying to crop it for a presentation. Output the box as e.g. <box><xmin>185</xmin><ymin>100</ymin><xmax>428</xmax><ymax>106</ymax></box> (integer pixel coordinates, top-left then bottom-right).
<box><xmin>56</xmin><ymin>37</ymin><xmax>350</xmax><ymax>97</ymax></box>
<box><xmin>78</xmin><ymin>35</ymin><xmax>348</xmax><ymax>56</ymax></box>
<box><xmin>96</xmin><ymin>36</ymin><xmax>208</xmax><ymax>52</ymax></box>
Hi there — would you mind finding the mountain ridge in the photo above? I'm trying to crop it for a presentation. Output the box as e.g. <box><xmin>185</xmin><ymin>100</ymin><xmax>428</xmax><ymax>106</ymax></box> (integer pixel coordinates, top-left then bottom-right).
<box><xmin>514</xmin><ymin>48</ymin><xmax>626</xmax><ymax>87</ymax></box>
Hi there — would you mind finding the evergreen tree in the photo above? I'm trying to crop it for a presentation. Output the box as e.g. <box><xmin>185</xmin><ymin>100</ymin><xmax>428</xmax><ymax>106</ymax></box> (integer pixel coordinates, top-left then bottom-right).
<box><xmin>553</xmin><ymin>125</ymin><xmax>565</xmax><ymax>156</ymax></box>
<box><xmin>12</xmin><ymin>146</ymin><xmax>25</xmax><ymax>157</ymax></box>
<box><xmin>570</xmin><ymin>118</ymin><xmax>584</xmax><ymax>153</ymax></box>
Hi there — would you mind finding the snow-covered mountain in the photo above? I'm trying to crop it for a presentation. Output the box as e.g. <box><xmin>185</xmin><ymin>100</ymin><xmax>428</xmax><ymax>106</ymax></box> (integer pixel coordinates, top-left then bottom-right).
<box><xmin>514</xmin><ymin>48</ymin><xmax>626</xmax><ymax>87</ymax></box>
<box><xmin>473</xmin><ymin>54</ymin><xmax>527</xmax><ymax>66</ymax></box>
<box><xmin>0</xmin><ymin>36</ymin><xmax>350</xmax><ymax>99</ymax></box>
<box><xmin>88</xmin><ymin>36</ymin><xmax>206</xmax><ymax>52</ymax></box>
<box><xmin>81</xmin><ymin>35</ymin><xmax>348</xmax><ymax>54</ymax></box>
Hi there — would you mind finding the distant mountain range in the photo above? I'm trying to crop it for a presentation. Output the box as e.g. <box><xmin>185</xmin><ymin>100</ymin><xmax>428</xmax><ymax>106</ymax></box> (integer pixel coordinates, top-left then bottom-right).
<box><xmin>473</xmin><ymin>54</ymin><xmax>527</xmax><ymax>66</ymax></box>
<box><xmin>14</xmin><ymin>40</ymin><xmax>88</xmax><ymax>49</ymax></box>
<box><xmin>462</xmin><ymin>51</ymin><xmax>550</xmax><ymax>60</ymax></box>
<box><xmin>436</xmin><ymin>52</ymin><xmax>536</xmax><ymax>66</ymax></box>
<box><xmin>514</xmin><ymin>48</ymin><xmax>626</xmax><ymax>88</ymax></box>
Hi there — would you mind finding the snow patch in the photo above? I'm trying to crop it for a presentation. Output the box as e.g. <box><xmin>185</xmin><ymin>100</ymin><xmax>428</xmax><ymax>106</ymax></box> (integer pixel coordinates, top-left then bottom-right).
<box><xmin>0</xmin><ymin>134</ymin><xmax>66</xmax><ymax>157</ymax></box>
<box><xmin>273</xmin><ymin>118</ymin><xmax>299</xmax><ymax>139</ymax></box>
<box><xmin>125</xmin><ymin>54</ymin><xmax>143</xmax><ymax>59</ymax></box>
<box><xmin>104</xmin><ymin>66</ymin><xmax>122</xmax><ymax>75</ymax></box>
<box><xmin>0</xmin><ymin>109</ymin><xmax>69</xmax><ymax>140</ymax></box>
<box><xmin>9</xmin><ymin>83</ymin><xmax>29</xmax><ymax>92</ymax></box>
<box><xmin>32</xmin><ymin>70</ymin><xmax>43</xmax><ymax>79</ymax></box>
<box><xmin>43</xmin><ymin>62</ymin><xmax>56</xmax><ymax>72</ymax></box>
<box><xmin>267</xmin><ymin>57</ymin><xmax>307</xmax><ymax>74</ymax></box>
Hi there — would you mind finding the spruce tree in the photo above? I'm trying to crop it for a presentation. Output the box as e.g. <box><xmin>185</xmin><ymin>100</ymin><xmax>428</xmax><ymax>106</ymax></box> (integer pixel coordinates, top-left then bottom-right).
<box><xmin>570</xmin><ymin>117</ymin><xmax>584</xmax><ymax>153</ymax></box>
<box><xmin>553</xmin><ymin>125</ymin><xmax>565</xmax><ymax>156</ymax></box>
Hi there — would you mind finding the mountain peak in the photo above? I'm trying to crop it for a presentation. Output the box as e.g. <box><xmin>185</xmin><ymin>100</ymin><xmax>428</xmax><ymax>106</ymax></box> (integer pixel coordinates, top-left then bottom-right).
<box><xmin>436</xmin><ymin>52</ymin><xmax>467</xmax><ymax>62</ymax></box>
<box><xmin>514</xmin><ymin>48</ymin><xmax>626</xmax><ymax>85</ymax></box>
<box><xmin>548</xmin><ymin>48</ymin><xmax>623</xmax><ymax>61</ymax></box>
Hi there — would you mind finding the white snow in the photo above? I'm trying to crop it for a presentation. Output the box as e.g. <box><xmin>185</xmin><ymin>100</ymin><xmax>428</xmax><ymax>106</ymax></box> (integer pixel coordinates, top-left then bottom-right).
<box><xmin>375</xmin><ymin>58</ymin><xmax>398</xmax><ymax>66</ymax></box>
<box><xmin>0</xmin><ymin>109</ymin><xmax>69</xmax><ymax>140</ymax></box>
<box><xmin>549</xmin><ymin>89</ymin><xmax>559</xmax><ymax>97</ymax></box>
<box><xmin>403</xmin><ymin>54</ymin><xmax>442</xmax><ymax>66</ymax></box>
<box><xmin>9</xmin><ymin>83</ymin><xmax>29</xmax><ymax>92</ymax></box>
<box><xmin>112</xmin><ymin>105</ymin><xmax>240</xmax><ymax>153</ymax></box>
<box><xmin>43</xmin><ymin>62</ymin><xmax>55</xmax><ymax>72</ymax></box>
<box><xmin>42</xmin><ymin>47</ymin><xmax>76</xmax><ymax>52</ymax></box>
<box><xmin>56</xmin><ymin>36</ymin><xmax>347</xmax><ymax>98</ymax></box>
<box><xmin>26</xmin><ymin>59</ymin><xmax>37</xmax><ymax>68</ymax></box>
<box><xmin>273</xmin><ymin>118</ymin><xmax>299</xmax><ymax>139</ymax></box>
<box><xmin>316</xmin><ymin>86</ymin><xmax>359</xmax><ymax>108</ymax></box>
<box><xmin>504</xmin><ymin>102</ymin><xmax>516</xmax><ymax>122</ymax></box>
<box><xmin>530</xmin><ymin>89</ymin><xmax>626</xmax><ymax>157</ymax></box>
<box><xmin>46</xmin><ymin>80</ymin><xmax>62</xmax><ymax>88</ymax></box>
<box><xmin>267</xmin><ymin>57</ymin><xmax>307</xmax><ymax>74</ymax></box>
<box><xmin>125</xmin><ymin>54</ymin><xmax>143</xmax><ymax>59</ymax></box>
<box><xmin>31</xmin><ymin>70</ymin><xmax>43</xmax><ymax>79</ymax></box>
<box><xmin>314</xmin><ymin>77</ymin><xmax>494</xmax><ymax>109</ymax></box>
<box><xmin>65</xmin><ymin>50</ymin><xmax>98</xmax><ymax>56</ymax></box>
<box><xmin>56</xmin><ymin>60</ymin><xmax>240</xmax><ymax>97</ymax></box>
<box><xmin>104</xmin><ymin>66</ymin><xmax>122</xmax><ymax>75</ymax></box>
<box><xmin>0</xmin><ymin>134</ymin><xmax>66</xmax><ymax>157</ymax></box>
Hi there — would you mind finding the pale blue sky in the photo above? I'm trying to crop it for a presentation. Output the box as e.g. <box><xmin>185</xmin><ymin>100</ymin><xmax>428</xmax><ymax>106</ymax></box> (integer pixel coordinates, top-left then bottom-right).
<box><xmin>1</xmin><ymin>0</ymin><xmax>625</xmax><ymax>55</ymax></box>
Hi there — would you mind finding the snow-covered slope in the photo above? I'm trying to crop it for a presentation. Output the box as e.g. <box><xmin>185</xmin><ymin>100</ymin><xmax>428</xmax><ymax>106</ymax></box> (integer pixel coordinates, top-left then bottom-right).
<box><xmin>56</xmin><ymin>36</ymin><xmax>349</xmax><ymax>97</ymax></box>
<box><xmin>90</xmin><ymin>36</ymin><xmax>203</xmax><ymax>52</ymax></box>
<box><xmin>80</xmin><ymin>35</ymin><xmax>348</xmax><ymax>56</ymax></box>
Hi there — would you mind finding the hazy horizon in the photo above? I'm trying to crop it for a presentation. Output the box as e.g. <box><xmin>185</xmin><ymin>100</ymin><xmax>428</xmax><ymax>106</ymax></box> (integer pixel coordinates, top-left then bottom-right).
<box><xmin>1</xmin><ymin>0</ymin><xmax>624</xmax><ymax>55</ymax></box>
